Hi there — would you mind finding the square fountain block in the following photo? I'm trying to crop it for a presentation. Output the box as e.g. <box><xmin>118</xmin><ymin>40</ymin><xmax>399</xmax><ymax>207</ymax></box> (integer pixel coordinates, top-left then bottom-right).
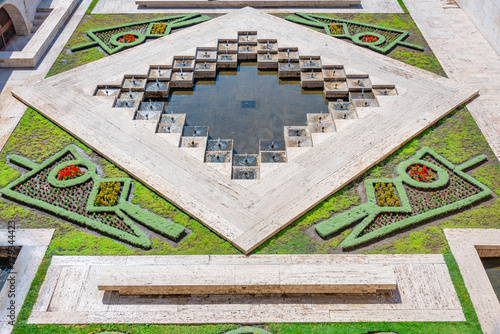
<box><xmin>173</xmin><ymin>56</ymin><xmax>195</xmax><ymax>71</ymax></box>
<box><xmin>139</xmin><ymin>101</ymin><xmax>164</xmax><ymax>113</ymax></box>
<box><xmin>207</xmin><ymin>139</ymin><xmax>234</xmax><ymax>152</ymax></box>
<box><xmin>135</xmin><ymin>109</ymin><xmax>161</xmax><ymax>121</ymax></box>
<box><xmin>324</xmin><ymin>80</ymin><xmax>348</xmax><ymax>98</ymax></box>
<box><xmin>238</xmin><ymin>45</ymin><xmax>258</xmax><ymax>60</ymax></box>
<box><xmin>286</xmin><ymin>136</ymin><xmax>313</xmax><ymax>148</ymax></box>
<box><xmin>118</xmin><ymin>90</ymin><xmax>144</xmax><ymax>100</ymax></box>
<box><xmin>148</xmin><ymin>66</ymin><xmax>172</xmax><ymax>80</ymax></box>
<box><xmin>278</xmin><ymin>62</ymin><xmax>300</xmax><ymax>78</ymax></box>
<box><xmin>260</xmin><ymin>151</ymin><xmax>287</xmax><ymax>163</ymax></box>
<box><xmin>299</xmin><ymin>56</ymin><xmax>322</xmax><ymax>71</ymax></box>
<box><xmin>158</xmin><ymin>113</ymin><xmax>186</xmax><ymax>131</ymax></box>
<box><xmin>182</xmin><ymin>126</ymin><xmax>208</xmax><ymax>137</ymax></box>
<box><xmin>301</xmin><ymin>71</ymin><xmax>324</xmax><ymax>88</ymax></box>
<box><xmin>257</xmin><ymin>39</ymin><xmax>278</xmax><ymax>53</ymax></box>
<box><xmin>238</xmin><ymin>31</ymin><xmax>258</xmax><ymax>44</ymax></box>
<box><xmin>145</xmin><ymin>81</ymin><xmax>170</xmax><ymax>98</ymax></box>
<box><xmin>286</xmin><ymin>127</ymin><xmax>309</xmax><ymax>137</ymax></box>
<box><xmin>157</xmin><ymin>122</ymin><xmax>183</xmax><ymax>134</ymax></box>
<box><xmin>373</xmin><ymin>85</ymin><xmax>398</xmax><ymax>96</ymax></box>
<box><xmin>218</xmin><ymin>39</ymin><xmax>238</xmax><ymax>52</ymax></box>
<box><xmin>194</xmin><ymin>62</ymin><xmax>217</xmax><ymax>79</ymax></box>
<box><xmin>170</xmin><ymin>71</ymin><xmax>194</xmax><ymax>88</ymax></box>
<box><xmin>179</xmin><ymin>136</ymin><xmax>206</xmax><ymax>148</ymax></box>
<box><xmin>122</xmin><ymin>77</ymin><xmax>147</xmax><ymax>91</ymax></box>
<box><xmin>94</xmin><ymin>86</ymin><xmax>120</xmax><ymax>97</ymax></box>
<box><xmin>217</xmin><ymin>53</ymin><xmax>238</xmax><ymax>69</ymax></box>
<box><xmin>259</xmin><ymin>139</ymin><xmax>286</xmax><ymax>152</ymax></box>
<box><xmin>350</xmin><ymin>91</ymin><xmax>379</xmax><ymax>108</ymax></box>
<box><xmin>310</xmin><ymin>121</ymin><xmax>335</xmax><ymax>133</ymax></box>
<box><xmin>346</xmin><ymin>75</ymin><xmax>372</xmax><ymax>91</ymax></box>
<box><xmin>113</xmin><ymin>98</ymin><xmax>141</xmax><ymax>109</ymax></box>
<box><xmin>257</xmin><ymin>53</ymin><xmax>278</xmax><ymax>69</ymax></box>
<box><xmin>329</xmin><ymin>101</ymin><xmax>358</xmax><ymax>120</ymax></box>
<box><xmin>232</xmin><ymin>166</ymin><xmax>259</xmax><ymax>180</ymax></box>
<box><xmin>307</xmin><ymin>113</ymin><xmax>333</xmax><ymax>124</ymax></box>
<box><xmin>322</xmin><ymin>65</ymin><xmax>346</xmax><ymax>81</ymax></box>
<box><xmin>232</xmin><ymin>154</ymin><xmax>259</xmax><ymax>167</ymax></box>
<box><xmin>196</xmin><ymin>49</ymin><xmax>218</xmax><ymax>62</ymax></box>
<box><xmin>205</xmin><ymin>151</ymin><xmax>232</xmax><ymax>163</ymax></box>
<box><xmin>278</xmin><ymin>47</ymin><xmax>299</xmax><ymax>61</ymax></box>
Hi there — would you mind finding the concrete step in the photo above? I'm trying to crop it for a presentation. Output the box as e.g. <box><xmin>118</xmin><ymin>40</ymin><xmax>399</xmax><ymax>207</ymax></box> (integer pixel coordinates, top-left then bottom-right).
<box><xmin>36</xmin><ymin>7</ymin><xmax>53</xmax><ymax>12</ymax></box>
<box><xmin>32</xmin><ymin>18</ymin><xmax>45</xmax><ymax>27</ymax></box>
<box><xmin>35</xmin><ymin>12</ymin><xmax>50</xmax><ymax>19</ymax></box>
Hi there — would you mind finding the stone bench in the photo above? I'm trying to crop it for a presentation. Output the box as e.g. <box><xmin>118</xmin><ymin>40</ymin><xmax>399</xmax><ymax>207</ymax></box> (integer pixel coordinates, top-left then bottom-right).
<box><xmin>97</xmin><ymin>263</ymin><xmax>396</xmax><ymax>295</ymax></box>
<box><xmin>135</xmin><ymin>0</ymin><xmax>361</xmax><ymax>8</ymax></box>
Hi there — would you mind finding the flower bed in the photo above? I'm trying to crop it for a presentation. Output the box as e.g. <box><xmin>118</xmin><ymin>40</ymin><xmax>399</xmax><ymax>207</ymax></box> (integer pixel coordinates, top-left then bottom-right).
<box><xmin>285</xmin><ymin>13</ymin><xmax>424</xmax><ymax>54</ymax></box>
<box><xmin>374</xmin><ymin>182</ymin><xmax>401</xmax><ymax>207</ymax></box>
<box><xmin>315</xmin><ymin>147</ymin><xmax>492</xmax><ymax>248</ymax></box>
<box><xmin>328</xmin><ymin>24</ymin><xmax>343</xmax><ymax>35</ymax></box>
<box><xmin>118</xmin><ymin>34</ymin><xmax>136</xmax><ymax>43</ymax></box>
<box><xmin>1</xmin><ymin>146</ymin><xmax>186</xmax><ymax>248</ymax></box>
<box><xmin>361</xmin><ymin>34</ymin><xmax>379</xmax><ymax>43</ymax></box>
<box><xmin>57</xmin><ymin>164</ymin><xmax>84</xmax><ymax>180</ymax></box>
<box><xmin>151</xmin><ymin>23</ymin><xmax>167</xmax><ymax>35</ymax></box>
<box><xmin>95</xmin><ymin>181</ymin><xmax>121</xmax><ymax>206</ymax></box>
<box><xmin>408</xmin><ymin>163</ymin><xmax>436</xmax><ymax>182</ymax></box>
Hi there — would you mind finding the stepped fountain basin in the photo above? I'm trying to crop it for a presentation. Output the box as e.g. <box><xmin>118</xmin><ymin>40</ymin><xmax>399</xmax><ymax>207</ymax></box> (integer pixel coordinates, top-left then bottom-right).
<box><xmin>322</xmin><ymin>65</ymin><xmax>346</xmax><ymax>81</ymax></box>
<box><xmin>257</xmin><ymin>39</ymin><xmax>278</xmax><ymax>52</ymax></box>
<box><xmin>145</xmin><ymin>80</ymin><xmax>170</xmax><ymax>98</ymax></box>
<box><xmin>299</xmin><ymin>56</ymin><xmax>322</xmax><ymax>71</ymax></box>
<box><xmin>207</xmin><ymin>139</ymin><xmax>234</xmax><ymax>152</ymax></box>
<box><xmin>196</xmin><ymin>48</ymin><xmax>218</xmax><ymax>62</ymax></box>
<box><xmin>194</xmin><ymin>62</ymin><xmax>217</xmax><ymax>78</ymax></box>
<box><xmin>238</xmin><ymin>45</ymin><xmax>258</xmax><ymax>60</ymax></box>
<box><xmin>324</xmin><ymin>80</ymin><xmax>348</xmax><ymax>98</ymax></box>
<box><xmin>278</xmin><ymin>62</ymin><xmax>300</xmax><ymax>78</ymax></box>
<box><xmin>301</xmin><ymin>70</ymin><xmax>324</xmax><ymax>88</ymax></box>
<box><xmin>346</xmin><ymin>75</ymin><xmax>372</xmax><ymax>91</ymax></box>
<box><xmin>122</xmin><ymin>76</ymin><xmax>147</xmax><ymax>91</ymax></box>
<box><xmin>206</xmin><ymin>151</ymin><xmax>231</xmax><ymax>163</ymax></box>
<box><xmin>148</xmin><ymin>66</ymin><xmax>172</xmax><ymax>80</ymax></box>
<box><xmin>94</xmin><ymin>86</ymin><xmax>120</xmax><ymax>97</ymax></box>
<box><xmin>173</xmin><ymin>56</ymin><xmax>195</xmax><ymax>71</ymax></box>
<box><xmin>260</xmin><ymin>151</ymin><xmax>287</xmax><ymax>163</ymax></box>
<box><xmin>170</xmin><ymin>70</ymin><xmax>194</xmax><ymax>88</ymax></box>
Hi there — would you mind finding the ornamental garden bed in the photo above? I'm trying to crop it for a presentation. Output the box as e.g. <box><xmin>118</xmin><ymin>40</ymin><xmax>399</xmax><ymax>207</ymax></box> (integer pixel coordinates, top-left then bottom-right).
<box><xmin>1</xmin><ymin>145</ymin><xmax>186</xmax><ymax>248</ymax></box>
<box><xmin>285</xmin><ymin>13</ymin><xmax>424</xmax><ymax>54</ymax></box>
<box><xmin>315</xmin><ymin>147</ymin><xmax>492</xmax><ymax>249</ymax></box>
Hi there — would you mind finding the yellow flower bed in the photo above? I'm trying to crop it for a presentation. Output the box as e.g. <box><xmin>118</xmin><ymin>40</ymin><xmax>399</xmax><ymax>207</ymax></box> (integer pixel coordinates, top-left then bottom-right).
<box><xmin>94</xmin><ymin>181</ymin><xmax>121</xmax><ymax>206</ymax></box>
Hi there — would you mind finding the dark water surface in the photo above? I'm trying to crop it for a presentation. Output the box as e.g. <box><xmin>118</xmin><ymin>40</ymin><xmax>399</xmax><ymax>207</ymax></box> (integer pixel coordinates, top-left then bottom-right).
<box><xmin>481</xmin><ymin>257</ymin><xmax>500</xmax><ymax>302</ymax></box>
<box><xmin>165</xmin><ymin>62</ymin><xmax>328</xmax><ymax>154</ymax></box>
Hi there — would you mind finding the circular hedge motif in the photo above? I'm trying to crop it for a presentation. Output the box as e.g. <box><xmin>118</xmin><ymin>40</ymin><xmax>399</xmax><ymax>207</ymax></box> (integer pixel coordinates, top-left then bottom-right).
<box><xmin>110</xmin><ymin>32</ymin><xmax>145</xmax><ymax>48</ymax></box>
<box><xmin>352</xmin><ymin>32</ymin><xmax>386</xmax><ymax>46</ymax></box>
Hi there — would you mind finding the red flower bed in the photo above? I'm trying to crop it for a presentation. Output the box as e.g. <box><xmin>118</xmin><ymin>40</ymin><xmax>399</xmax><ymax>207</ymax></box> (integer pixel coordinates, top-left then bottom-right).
<box><xmin>57</xmin><ymin>165</ymin><xmax>84</xmax><ymax>181</ymax></box>
<box><xmin>361</xmin><ymin>34</ymin><xmax>379</xmax><ymax>43</ymax></box>
<box><xmin>119</xmin><ymin>34</ymin><xmax>136</xmax><ymax>44</ymax></box>
<box><xmin>408</xmin><ymin>164</ymin><xmax>435</xmax><ymax>183</ymax></box>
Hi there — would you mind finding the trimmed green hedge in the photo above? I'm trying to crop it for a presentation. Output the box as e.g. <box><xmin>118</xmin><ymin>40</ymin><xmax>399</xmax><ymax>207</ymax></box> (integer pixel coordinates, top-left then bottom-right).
<box><xmin>71</xmin><ymin>13</ymin><xmax>211</xmax><ymax>55</ymax></box>
<box><xmin>226</xmin><ymin>327</ymin><xmax>272</xmax><ymax>334</ymax></box>
<box><xmin>315</xmin><ymin>147</ymin><xmax>492</xmax><ymax>248</ymax></box>
<box><xmin>285</xmin><ymin>13</ymin><xmax>424</xmax><ymax>54</ymax></box>
<box><xmin>0</xmin><ymin>145</ymin><xmax>186</xmax><ymax>248</ymax></box>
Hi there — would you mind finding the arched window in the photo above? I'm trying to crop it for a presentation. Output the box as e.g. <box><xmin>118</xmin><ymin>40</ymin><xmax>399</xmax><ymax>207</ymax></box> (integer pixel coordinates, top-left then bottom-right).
<box><xmin>0</xmin><ymin>7</ymin><xmax>16</xmax><ymax>51</ymax></box>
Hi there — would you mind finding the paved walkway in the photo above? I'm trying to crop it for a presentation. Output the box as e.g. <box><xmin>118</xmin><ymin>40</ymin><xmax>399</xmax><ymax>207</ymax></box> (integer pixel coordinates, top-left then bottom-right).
<box><xmin>0</xmin><ymin>0</ymin><xmax>92</xmax><ymax>152</ymax></box>
<box><xmin>405</xmin><ymin>0</ymin><xmax>500</xmax><ymax>160</ymax></box>
<box><xmin>92</xmin><ymin>0</ymin><xmax>403</xmax><ymax>14</ymax></box>
<box><xmin>30</xmin><ymin>254</ymin><xmax>464</xmax><ymax>324</ymax></box>
<box><xmin>445</xmin><ymin>229</ymin><xmax>500</xmax><ymax>334</ymax></box>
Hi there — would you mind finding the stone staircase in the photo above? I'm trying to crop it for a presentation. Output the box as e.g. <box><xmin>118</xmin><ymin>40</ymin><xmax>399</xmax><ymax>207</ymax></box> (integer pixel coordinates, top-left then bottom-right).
<box><xmin>32</xmin><ymin>5</ymin><xmax>53</xmax><ymax>33</ymax></box>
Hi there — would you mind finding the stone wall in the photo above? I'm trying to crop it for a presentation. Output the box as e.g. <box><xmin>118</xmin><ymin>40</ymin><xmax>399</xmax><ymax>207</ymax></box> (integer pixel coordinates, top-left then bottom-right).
<box><xmin>456</xmin><ymin>0</ymin><xmax>500</xmax><ymax>56</ymax></box>
<box><xmin>0</xmin><ymin>0</ymin><xmax>41</xmax><ymax>36</ymax></box>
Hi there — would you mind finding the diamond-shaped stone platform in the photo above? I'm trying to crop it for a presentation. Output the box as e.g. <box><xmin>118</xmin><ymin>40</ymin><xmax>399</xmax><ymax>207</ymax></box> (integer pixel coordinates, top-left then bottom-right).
<box><xmin>12</xmin><ymin>8</ymin><xmax>477</xmax><ymax>253</ymax></box>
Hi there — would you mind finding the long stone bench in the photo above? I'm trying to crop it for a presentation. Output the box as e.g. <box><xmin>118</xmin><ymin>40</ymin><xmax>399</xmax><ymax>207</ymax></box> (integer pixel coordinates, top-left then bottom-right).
<box><xmin>97</xmin><ymin>263</ymin><xmax>396</xmax><ymax>295</ymax></box>
<box><xmin>135</xmin><ymin>0</ymin><xmax>361</xmax><ymax>8</ymax></box>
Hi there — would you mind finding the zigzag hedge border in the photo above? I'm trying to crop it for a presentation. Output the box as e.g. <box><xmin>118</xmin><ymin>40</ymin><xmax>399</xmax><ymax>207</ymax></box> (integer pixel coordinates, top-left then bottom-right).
<box><xmin>315</xmin><ymin>147</ymin><xmax>492</xmax><ymax>249</ymax></box>
<box><xmin>285</xmin><ymin>13</ymin><xmax>424</xmax><ymax>54</ymax></box>
<box><xmin>71</xmin><ymin>13</ymin><xmax>211</xmax><ymax>55</ymax></box>
<box><xmin>0</xmin><ymin>145</ymin><xmax>185</xmax><ymax>248</ymax></box>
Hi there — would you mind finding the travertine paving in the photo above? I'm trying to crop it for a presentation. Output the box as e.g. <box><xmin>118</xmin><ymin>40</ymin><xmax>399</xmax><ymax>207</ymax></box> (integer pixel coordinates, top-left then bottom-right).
<box><xmin>12</xmin><ymin>8</ymin><xmax>476</xmax><ymax>254</ymax></box>
<box><xmin>445</xmin><ymin>229</ymin><xmax>500</xmax><ymax>334</ymax></box>
<box><xmin>0</xmin><ymin>0</ymin><xmax>93</xmax><ymax>151</ymax></box>
<box><xmin>405</xmin><ymin>0</ymin><xmax>500</xmax><ymax>160</ymax></box>
<box><xmin>92</xmin><ymin>0</ymin><xmax>403</xmax><ymax>13</ymax></box>
<box><xmin>0</xmin><ymin>229</ymin><xmax>54</xmax><ymax>334</ymax></box>
<box><xmin>29</xmin><ymin>254</ymin><xmax>464</xmax><ymax>324</ymax></box>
